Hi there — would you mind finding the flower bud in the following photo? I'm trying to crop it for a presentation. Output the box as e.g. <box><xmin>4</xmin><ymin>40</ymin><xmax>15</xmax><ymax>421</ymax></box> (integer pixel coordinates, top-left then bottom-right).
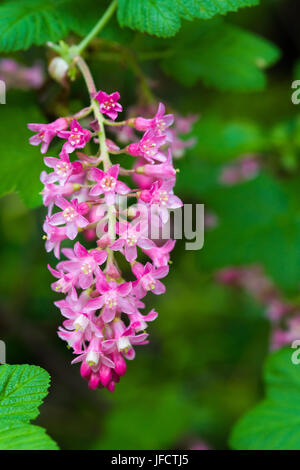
<box><xmin>48</xmin><ymin>57</ymin><xmax>69</xmax><ymax>83</ymax></box>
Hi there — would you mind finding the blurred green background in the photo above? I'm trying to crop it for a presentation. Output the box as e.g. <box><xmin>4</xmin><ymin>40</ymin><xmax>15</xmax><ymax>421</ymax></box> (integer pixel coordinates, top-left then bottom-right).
<box><xmin>1</xmin><ymin>0</ymin><xmax>300</xmax><ymax>450</ymax></box>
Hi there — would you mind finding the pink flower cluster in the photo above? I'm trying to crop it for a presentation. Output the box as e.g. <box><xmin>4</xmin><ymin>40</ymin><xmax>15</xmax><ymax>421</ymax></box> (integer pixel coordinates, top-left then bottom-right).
<box><xmin>219</xmin><ymin>155</ymin><xmax>260</xmax><ymax>186</ymax></box>
<box><xmin>29</xmin><ymin>91</ymin><xmax>182</xmax><ymax>391</ymax></box>
<box><xmin>110</xmin><ymin>102</ymin><xmax>198</xmax><ymax>159</ymax></box>
<box><xmin>216</xmin><ymin>265</ymin><xmax>300</xmax><ymax>350</ymax></box>
<box><xmin>0</xmin><ymin>59</ymin><xmax>44</xmax><ymax>90</ymax></box>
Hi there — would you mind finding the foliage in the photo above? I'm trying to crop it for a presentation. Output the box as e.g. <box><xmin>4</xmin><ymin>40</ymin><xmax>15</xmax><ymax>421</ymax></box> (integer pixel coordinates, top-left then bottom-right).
<box><xmin>230</xmin><ymin>348</ymin><xmax>300</xmax><ymax>450</ymax></box>
<box><xmin>0</xmin><ymin>364</ymin><xmax>58</xmax><ymax>450</ymax></box>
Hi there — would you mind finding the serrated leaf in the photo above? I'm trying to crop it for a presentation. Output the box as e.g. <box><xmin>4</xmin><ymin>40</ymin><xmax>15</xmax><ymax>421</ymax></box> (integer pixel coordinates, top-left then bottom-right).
<box><xmin>0</xmin><ymin>422</ymin><xmax>58</xmax><ymax>450</ymax></box>
<box><xmin>177</xmin><ymin>0</ymin><xmax>259</xmax><ymax>20</ymax></box>
<box><xmin>0</xmin><ymin>364</ymin><xmax>50</xmax><ymax>422</ymax></box>
<box><xmin>0</xmin><ymin>99</ymin><xmax>44</xmax><ymax>208</ymax></box>
<box><xmin>0</xmin><ymin>0</ymin><xmax>114</xmax><ymax>51</ymax></box>
<box><xmin>161</xmin><ymin>21</ymin><xmax>280</xmax><ymax>90</ymax></box>
<box><xmin>117</xmin><ymin>0</ymin><xmax>181</xmax><ymax>38</ymax></box>
<box><xmin>0</xmin><ymin>0</ymin><xmax>70</xmax><ymax>52</ymax></box>
<box><xmin>117</xmin><ymin>0</ymin><xmax>260</xmax><ymax>37</ymax></box>
<box><xmin>230</xmin><ymin>348</ymin><xmax>300</xmax><ymax>450</ymax></box>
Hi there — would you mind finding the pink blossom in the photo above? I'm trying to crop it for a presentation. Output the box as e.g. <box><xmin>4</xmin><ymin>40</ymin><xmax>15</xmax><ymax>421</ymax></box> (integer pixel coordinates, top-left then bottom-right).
<box><xmin>43</xmin><ymin>216</ymin><xmax>67</xmax><ymax>258</ymax></box>
<box><xmin>85</xmin><ymin>276</ymin><xmax>135</xmax><ymax>323</ymax></box>
<box><xmin>102</xmin><ymin>318</ymin><xmax>148</xmax><ymax>360</ymax></box>
<box><xmin>49</xmin><ymin>197</ymin><xmax>89</xmax><ymax>240</ymax></box>
<box><xmin>48</xmin><ymin>264</ymin><xmax>77</xmax><ymax>296</ymax></box>
<box><xmin>134</xmin><ymin>102</ymin><xmax>174</xmax><ymax>134</ymax></box>
<box><xmin>55</xmin><ymin>292</ymin><xmax>96</xmax><ymax>351</ymax></box>
<box><xmin>44</xmin><ymin>151</ymin><xmax>83</xmax><ymax>185</ymax></box>
<box><xmin>132</xmin><ymin>262</ymin><xmax>169</xmax><ymax>299</ymax></box>
<box><xmin>28</xmin><ymin>118</ymin><xmax>68</xmax><ymax>154</ymax></box>
<box><xmin>128</xmin><ymin>130</ymin><xmax>167</xmax><ymax>164</ymax></box>
<box><xmin>89</xmin><ymin>164</ymin><xmax>130</xmax><ymax>205</ymax></box>
<box><xmin>0</xmin><ymin>59</ymin><xmax>44</xmax><ymax>90</ymax></box>
<box><xmin>128</xmin><ymin>308</ymin><xmax>158</xmax><ymax>332</ymax></box>
<box><xmin>40</xmin><ymin>171</ymin><xmax>74</xmax><ymax>215</ymax></box>
<box><xmin>95</xmin><ymin>91</ymin><xmax>123</xmax><ymax>121</ymax></box>
<box><xmin>71</xmin><ymin>336</ymin><xmax>115</xmax><ymax>389</ymax></box>
<box><xmin>219</xmin><ymin>156</ymin><xmax>260</xmax><ymax>186</ymax></box>
<box><xmin>142</xmin><ymin>239</ymin><xmax>176</xmax><ymax>268</ymax></box>
<box><xmin>139</xmin><ymin>180</ymin><xmax>183</xmax><ymax>223</ymax></box>
<box><xmin>57</xmin><ymin>241</ymin><xmax>107</xmax><ymax>289</ymax></box>
<box><xmin>271</xmin><ymin>316</ymin><xmax>300</xmax><ymax>349</ymax></box>
<box><xmin>58</xmin><ymin>119</ymin><xmax>91</xmax><ymax>154</ymax></box>
<box><xmin>110</xmin><ymin>221</ymin><xmax>155</xmax><ymax>262</ymax></box>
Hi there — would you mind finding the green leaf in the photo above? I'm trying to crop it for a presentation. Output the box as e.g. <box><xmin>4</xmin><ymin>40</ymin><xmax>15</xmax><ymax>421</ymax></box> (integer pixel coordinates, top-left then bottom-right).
<box><xmin>0</xmin><ymin>100</ymin><xmax>44</xmax><ymax>208</ymax></box>
<box><xmin>117</xmin><ymin>0</ymin><xmax>260</xmax><ymax>37</ymax></box>
<box><xmin>0</xmin><ymin>0</ymin><xmax>70</xmax><ymax>51</ymax></box>
<box><xmin>161</xmin><ymin>21</ymin><xmax>280</xmax><ymax>90</ymax></box>
<box><xmin>0</xmin><ymin>0</ymin><xmax>115</xmax><ymax>51</ymax></box>
<box><xmin>230</xmin><ymin>348</ymin><xmax>300</xmax><ymax>450</ymax></box>
<box><xmin>177</xmin><ymin>0</ymin><xmax>259</xmax><ymax>20</ymax></box>
<box><xmin>117</xmin><ymin>0</ymin><xmax>181</xmax><ymax>38</ymax></box>
<box><xmin>0</xmin><ymin>422</ymin><xmax>58</xmax><ymax>450</ymax></box>
<box><xmin>0</xmin><ymin>364</ymin><xmax>50</xmax><ymax>422</ymax></box>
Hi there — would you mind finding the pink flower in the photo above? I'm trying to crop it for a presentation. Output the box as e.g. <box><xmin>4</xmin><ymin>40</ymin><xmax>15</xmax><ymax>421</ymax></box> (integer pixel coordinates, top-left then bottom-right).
<box><xmin>134</xmin><ymin>102</ymin><xmax>174</xmax><ymax>134</ymax></box>
<box><xmin>0</xmin><ymin>59</ymin><xmax>44</xmax><ymax>90</ymax></box>
<box><xmin>128</xmin><ymin>130</ymin><xmax>167</xmax><ymax>164</ymax></box>
<box><xmin>71</xmin><ymin>336</ymin><xmax>115</xmax><ymax>389</ymax></box>
<box><xmin>85</xmin><ymin>277</ymin><xmax>134</xmax><ymax>323</ymax></box>
<box><xmin>28</xmin><ymin>118</ymin><xmax>68</xmax><ymax>154</ymax></box>
<box><xmin>139</xmin><ymin>180</ymin><xmax>183</xmax><ymax>223</ymax></box>
<box><xmin>49</xmin><ymin>197</ymin><xmax>89</xmax><ymax>240</ymax></box>
<box><xmin>55</xmin><ymin>291</ymin><xmax>97</xmax><ymax>351</ymax></box>
<box><xmin>129</xmin><ymin>308</ymin><xmax>158</xmax><ymax>332</ymax></box>
<box><xmin>110</xmin><ymin>221</ymin><xmax>155</xmax><ymax>262</ymax></box>
<box><xmin>48</xmin><ymin>264</ymin><xmax>77</xmax><ymax>296</ymax></box>
<box><xmin>40</xmin><ymin>171</ymin><xmax>74</xmax><ymax>214</ymax></box>
<box><xmin>57</xmin><ymin>241</ymin><xmax>107</xmax><ymax>289</ymax></box>
<box><xmin>58</xmin><ymin>119</ymin><xmax>91</xmax><ymax>154</ymax></box>
<box><xmin>43</xmin><ymin>216</ymin><xmax>67</xmax><ymax>258</ymax></box>
<box><xmin>89</xmin><ymin>164</ymin><xmax>130</xmax><ymax>205</ymax></box>
<box><xmin>132</xmin><ymin>262</ymin><xmax>169</xmax><ymax>299</ymax></box>
<box><xmin>95</xmin><ymin>91</ymin><xmax>123</xmax><ymax>121</ymax></box>
<box><xmin>219</xmin><ymin>156</ymin><xmax>260</xmax><ymax>186</ymax></box>
<box><xmin>102</xmin><ymin>318</ymin><xmax>148</xmax><ymax>360</ymax></box>
<box><xmin>271</xmin><ymin>316</ymin><xmax>300</xmax><ymax>349</ymax></box>
<box><xmin>135</xmin><ymin>149</ymin><xmax>176</xmax><ymax>183</ymax></box>
<box><xmin>44</xmin><ymin>151</ymin><xmax>83</xmax><ymax>185</ymax></box>
<box><xmin>142</xmin><ymin>239</ymin><xmax>176</xmax><ymax>268</ymax></box>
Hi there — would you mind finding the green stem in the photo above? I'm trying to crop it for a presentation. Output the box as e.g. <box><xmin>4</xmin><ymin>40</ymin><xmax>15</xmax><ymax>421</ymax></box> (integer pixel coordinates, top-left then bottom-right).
<box><xmin>77</xmin><ymin>0</ymin><xmax>118</xmax><ymax>55</ymax></box>
<box><xmin>74</xmin><ymin>56</ymin><xmax>117</xmax><ymax>264</ymax></box>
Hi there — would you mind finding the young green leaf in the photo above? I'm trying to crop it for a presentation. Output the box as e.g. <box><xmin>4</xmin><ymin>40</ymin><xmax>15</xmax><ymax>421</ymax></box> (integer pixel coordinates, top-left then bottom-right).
<box><xmin>230</xmin><ymin>348</ymin><xmax>300</xmax><ymax>450</ymax></box>
<box><xmin>0</xmin><ymin>364</ymin><xmax>50</xmax><ymax>422</ymax></box>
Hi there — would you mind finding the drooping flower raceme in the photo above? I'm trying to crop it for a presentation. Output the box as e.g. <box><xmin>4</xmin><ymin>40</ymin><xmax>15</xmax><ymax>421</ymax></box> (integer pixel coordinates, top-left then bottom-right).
<box><xmin>29</xmin><ymin>90</ymin><xmax>183</xmax><ymax>392</ymax></box>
